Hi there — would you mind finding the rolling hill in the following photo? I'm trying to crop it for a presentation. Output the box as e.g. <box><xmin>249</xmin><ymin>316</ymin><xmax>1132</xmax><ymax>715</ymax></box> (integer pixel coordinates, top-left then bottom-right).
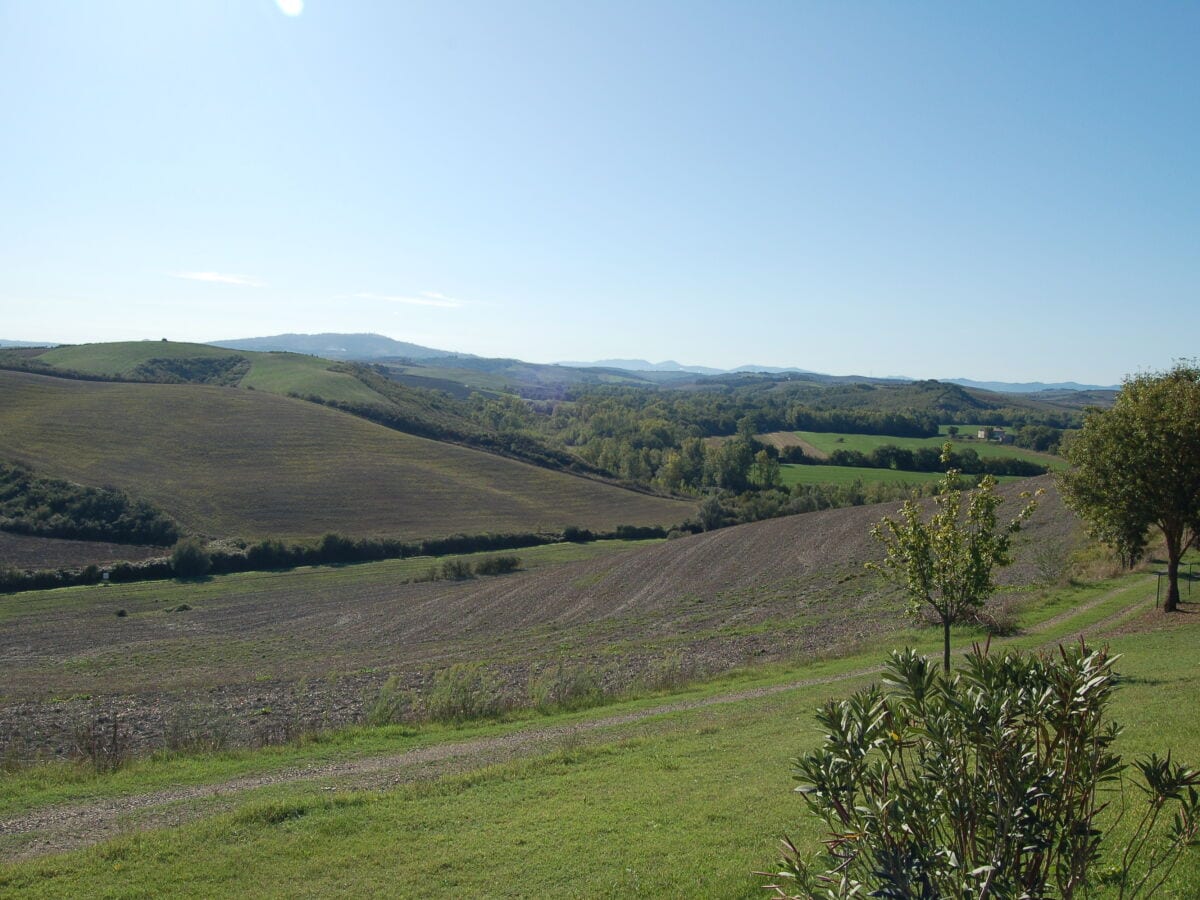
<box><xmin>0</xmin><ymin>370</ymin><xmax>692</xmax><ymax>542</ymax></box>
<box><xmin>0</xmin><ymin>476</ymin><xmax>1078</xmax><ymax>750</ymax></box>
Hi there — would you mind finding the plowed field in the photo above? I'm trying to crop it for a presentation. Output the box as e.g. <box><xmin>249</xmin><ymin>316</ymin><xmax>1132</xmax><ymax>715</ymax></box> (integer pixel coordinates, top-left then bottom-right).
<box><xmin>0</xmin><ymin>477</ymin><xmax>1075</xmax><ymax>755</ymax></box>
<box><xmin>0</xmin><ymin>370</ymin><xmax>692</xmax><ymax>541</ymax></box>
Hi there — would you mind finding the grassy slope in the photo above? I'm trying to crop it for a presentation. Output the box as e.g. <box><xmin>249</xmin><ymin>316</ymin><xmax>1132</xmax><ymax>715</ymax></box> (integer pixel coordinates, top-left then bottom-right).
<box><xmin>797</xmin><ymin>429</ymin><xmax>1067</xmax><ymax>470</ymax></box>
<box><xmin>37</xmin><ymin>341</ymin><xmax>236</xmax><ymax>373</ymax></box>
<box><xmin>2</xmin><ymin>570</ymin><xmax>1195</xmax><ymax>898</ymax></box>
<box><xmin>0</xmin><ymin>371</ymin><xmax>691</xmax><ymax>541</ymax></box>
<box><xmin>37</xmin><ymin>341</ymin><xmax>388</xmax><ymax>405</ymax></box>
<box><xmin>238</xmin><ymin>354</ymin><xmax>385</xmax><ymax>404</ymax></box>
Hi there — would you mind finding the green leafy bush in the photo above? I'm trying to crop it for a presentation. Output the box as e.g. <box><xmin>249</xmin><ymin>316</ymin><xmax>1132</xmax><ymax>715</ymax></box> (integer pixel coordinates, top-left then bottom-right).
<box><xmin>473</xmin><ymin>555</ymin><xmax>521</xmax><ymax>576</ymax></box>
<box><xmin>170</xmin><ymin>538</ymin><xmax>212</xmax><ymax>578</ymax></box>
<box><xmin>440</xmin><ymin>558</ymin><xmax>474</xmax><ymax>580</ymax></box>
<box><xmin>768</xmin><ymin>643</ymin><xmax>1200</xmax><ymax>899</ymax></box>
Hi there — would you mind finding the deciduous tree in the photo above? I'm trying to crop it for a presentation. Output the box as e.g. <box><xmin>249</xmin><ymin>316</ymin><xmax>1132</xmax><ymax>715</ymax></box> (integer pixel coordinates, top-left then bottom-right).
<box><xmin>1060</xmin><ymin>362</ymin><xmax>1200</xmax><ymax>612</ymax></box>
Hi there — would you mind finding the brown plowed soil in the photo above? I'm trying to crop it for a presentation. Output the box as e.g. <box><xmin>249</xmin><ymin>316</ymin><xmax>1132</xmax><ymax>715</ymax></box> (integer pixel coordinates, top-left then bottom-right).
<box><xmin>0</xmin><ymin>477</ymin><xmax>1077</xmax><ymax>759</ymax></box>
<box><xmin>0</xmin><ymin>532</ymin><xmax>165</xmax><ymax>570</ymax></box>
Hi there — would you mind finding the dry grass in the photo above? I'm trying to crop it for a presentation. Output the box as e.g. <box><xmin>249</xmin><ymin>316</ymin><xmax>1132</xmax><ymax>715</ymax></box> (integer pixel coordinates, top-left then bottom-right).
<box><xmin>0</xmin><ymin>370</ymin><xmax>692</xmax><ymax>542</ymax></box>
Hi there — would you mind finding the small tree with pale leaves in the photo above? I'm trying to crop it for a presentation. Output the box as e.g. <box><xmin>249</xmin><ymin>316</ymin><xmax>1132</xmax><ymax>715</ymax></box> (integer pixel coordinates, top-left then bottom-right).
<box><xmin>869</xmin><ymin>444</ymin><xmax>1040</xmax><ymax>672</ymax></box>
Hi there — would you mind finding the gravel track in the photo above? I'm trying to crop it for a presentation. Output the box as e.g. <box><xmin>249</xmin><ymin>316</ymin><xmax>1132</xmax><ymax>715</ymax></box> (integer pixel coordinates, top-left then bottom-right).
<box><xmin>1</xmin><ymin>665</ymin><xmax>883</xmax><ymax>862</ymax></box>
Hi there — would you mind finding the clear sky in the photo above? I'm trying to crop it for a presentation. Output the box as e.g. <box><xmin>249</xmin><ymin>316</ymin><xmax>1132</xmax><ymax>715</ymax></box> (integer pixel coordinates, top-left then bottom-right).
<box><xmin>2</xmin><ymin>1</ymin><xmax>1196</xmax><ymax>383</ymax></box>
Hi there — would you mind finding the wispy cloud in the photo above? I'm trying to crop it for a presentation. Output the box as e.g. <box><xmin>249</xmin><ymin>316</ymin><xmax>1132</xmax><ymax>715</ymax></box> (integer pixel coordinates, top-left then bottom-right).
<box><xmin>171</xmin><ymin>271</ymin><xmax>266</xmax><ymax>288</ymax></box>
<box><xmin>355</xmin><ymin>291</ymin><xmax>464</xmax><ymax>309</ymax></box>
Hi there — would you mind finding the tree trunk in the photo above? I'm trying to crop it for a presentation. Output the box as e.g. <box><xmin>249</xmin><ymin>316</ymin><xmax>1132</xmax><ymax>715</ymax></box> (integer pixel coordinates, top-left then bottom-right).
<box><xmin>1165</xmin><ymin>532</ymin><xmax>1181</xmax><ymax>612</ymax></box>
<box><xmin>943</xmin><ymin>619</ymin><xmax>951</xmax><ymax>673</ymax></box>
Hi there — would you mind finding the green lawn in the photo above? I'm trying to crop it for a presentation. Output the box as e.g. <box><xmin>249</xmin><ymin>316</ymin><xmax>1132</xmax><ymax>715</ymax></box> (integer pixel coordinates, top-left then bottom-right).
<box><xmin>4</xmin><ymin>567</ymin><xmax>1196</xmax><ymax>897</ymax></box>
<box><xmin>796</xmin><ymin>429</ymin><xmax>1066</xmax><ymax>470</ymax></box>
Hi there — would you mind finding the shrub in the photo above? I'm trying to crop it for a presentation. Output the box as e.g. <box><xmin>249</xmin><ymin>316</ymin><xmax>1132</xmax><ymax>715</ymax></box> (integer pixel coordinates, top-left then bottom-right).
<box><xmin>440</xmin><ymin>559</ymin><xmax>474</xmax><ymax>580</ymax></box>
<box><xmin>427</xmin><ymin>663</ymin><xmax>506</xmax><ymax>724</ymax></box>
<box><xmin>767</xmin><ymin>643</ymin><xmax>1200</xmax><ymax>899</ymax></box>
<box><xmin>561</xmin><ymin>525</ymin><xmax>593</xmax><ymax>543</ymax></box>
<box><xmin>474</xmin><ymin>555</ymin><xmax>521</xmax><ymax>576</ymax></box>
<box><xmin>170</xmin><ymin>538</ymin><xmax>212</xmax><ymax>578</ymax></box>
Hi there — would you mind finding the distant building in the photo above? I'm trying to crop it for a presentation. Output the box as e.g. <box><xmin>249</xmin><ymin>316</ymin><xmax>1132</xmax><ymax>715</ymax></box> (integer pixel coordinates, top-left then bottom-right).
<box><xmin>977</xmin><ymin>427</ymin><xmax>1013</xmax><ymax>443</ymax></box>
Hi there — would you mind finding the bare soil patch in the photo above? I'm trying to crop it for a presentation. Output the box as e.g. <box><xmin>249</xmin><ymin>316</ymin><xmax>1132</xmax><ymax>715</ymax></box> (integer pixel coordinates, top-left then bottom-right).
<box><xmin>0</xmin><ymin>533</ymin><xmax>164</xmax><ymax>570</ymax></box>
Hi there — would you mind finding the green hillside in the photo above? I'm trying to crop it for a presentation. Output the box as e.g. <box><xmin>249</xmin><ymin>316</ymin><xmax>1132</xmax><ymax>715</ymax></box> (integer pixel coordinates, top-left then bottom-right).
<box><xmin>37</xmin><ymin>340</ymin><xmax>236</xmax><ymax>373</ymax></box>
<box><xmin>35</xmin><ymin>341</ymin><xmax>388</xmax><ymax>405</ymax></box>
<box><xmin>0</xmin><ymin>370</ymin><xmax>692</xmax><ymax>541</ymax></box>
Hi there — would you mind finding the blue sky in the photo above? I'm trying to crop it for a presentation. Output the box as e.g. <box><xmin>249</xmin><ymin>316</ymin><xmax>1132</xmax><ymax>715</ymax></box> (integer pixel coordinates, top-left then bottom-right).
<box><xmin>2</xmin><ymin>1</ymin><xmax>1196</xmax><ymax>383</ymax></box>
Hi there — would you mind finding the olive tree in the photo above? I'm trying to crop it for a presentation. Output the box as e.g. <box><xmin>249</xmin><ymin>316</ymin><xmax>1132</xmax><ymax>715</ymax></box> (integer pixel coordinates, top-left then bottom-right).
<box><xmin>870</xmin><ymin>446</ymin><xmax>1039</xmax><ymax>672</ymax></box>
<box><xmin>1060</xmin><ymin>362</ymin><xmax>1200</xmax><ymax>612</ymax></box>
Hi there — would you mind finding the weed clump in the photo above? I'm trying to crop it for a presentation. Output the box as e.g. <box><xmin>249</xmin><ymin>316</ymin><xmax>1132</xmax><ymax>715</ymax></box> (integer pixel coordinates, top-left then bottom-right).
<box><xmin>530</xmin><ymin>660</ymin><xmax>604</xmax><ymax>713</ymax></box>
<box><xmin>71</xmin><ymin>707</ymin><xmax>129</xmax><ymax>773</ymax></box>
<box><xmin>364</xmin><ymin>676</ymin><xmax>420</xmax><ymax>727</ymax></box>
<box><xmin>427</xmin><ymin>663</ymin><xmax>507</xmax><ymax>724</ymax></box>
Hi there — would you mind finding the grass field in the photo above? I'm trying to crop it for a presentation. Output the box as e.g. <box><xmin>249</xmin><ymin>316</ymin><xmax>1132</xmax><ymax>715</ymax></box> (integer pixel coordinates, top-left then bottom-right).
<box><xmin>780</xmin><ymin>463</ymin><xmax>952</xmax><ymax>487</ymax></box>
<box><xmin>796</xmin><ymin>429</ymin><xmax>1066</xmax><ymax>470</ymax></box>
<box><xmin>0</xmin><ymin>370</ymin><xmax>692</xmax><ymax>541</ymax></box>
<box><xmin>2</xmin><ymin>562</ymin><xmax>1195</xmax><ymax>897</ymax></box>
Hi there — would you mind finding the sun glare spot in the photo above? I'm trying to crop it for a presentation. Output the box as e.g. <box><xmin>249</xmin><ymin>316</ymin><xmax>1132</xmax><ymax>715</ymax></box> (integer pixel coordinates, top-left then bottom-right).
<box><xmin>275</xmin><ymin>0</ymin><xmax>303</xmax><ymax>16</ymax></box>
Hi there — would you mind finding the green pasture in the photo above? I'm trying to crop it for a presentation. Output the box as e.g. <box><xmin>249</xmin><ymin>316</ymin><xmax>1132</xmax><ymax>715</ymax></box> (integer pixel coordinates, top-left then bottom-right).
<box><xmin>3</xmin><ymin>566</ymin><xmax>1195</xmax><ymax>897</ymax></box>
<box><xmin>796</xmin><ymin>429</ymin><xmax>1066</xmax><ymax>470</ymax></box>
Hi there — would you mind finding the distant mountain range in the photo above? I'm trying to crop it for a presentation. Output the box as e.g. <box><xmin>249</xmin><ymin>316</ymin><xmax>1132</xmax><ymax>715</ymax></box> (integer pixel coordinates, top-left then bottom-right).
<box><xmin>557</xmin><ymin>358</ymin><xmax>1117</xmax><ymax>393</ymax></box>
<box><xmin>159</xmin><ymin>333</ymin><xmax>1110</xmax><ymax>394</ymax></box>
<box><xmin>0</xmin><ymin>339</ymin><xmax>57</xmax><ymax>348</ymax></box>
<box><xmin>555</xmin><ymin>358</ymin><xmax>819</xmax><ymax>376</ymax></box>
<box><xmin>210</xmin><ymin>332</ymin><xmax>459</xmax><ymax>360</ymax></box>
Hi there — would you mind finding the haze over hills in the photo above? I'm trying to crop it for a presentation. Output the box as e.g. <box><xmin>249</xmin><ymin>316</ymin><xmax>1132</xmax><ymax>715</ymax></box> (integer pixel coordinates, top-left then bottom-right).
<box><xmin>943</xmin><ymin>377</ymin><xmax>1121</xmax><ymax>393</ymax></box>
<box><xmin>211</xmin><ymin>332</ymin><xmax>459</xmax><ymax>360</ymax></box>
<box><xmin>3</xmin><ymin>332</ymin><xmax>1118</xmax><ymax>395</ymax></box>
<box><xmin>0</xmin><ymin>339</ymin><xmax>57</xmax><ymax>348</ymax></box>
<box><xmin>202</xmin><ymin>334</ymin><xmax>1115</xmax><ymax>393</ymax></box>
